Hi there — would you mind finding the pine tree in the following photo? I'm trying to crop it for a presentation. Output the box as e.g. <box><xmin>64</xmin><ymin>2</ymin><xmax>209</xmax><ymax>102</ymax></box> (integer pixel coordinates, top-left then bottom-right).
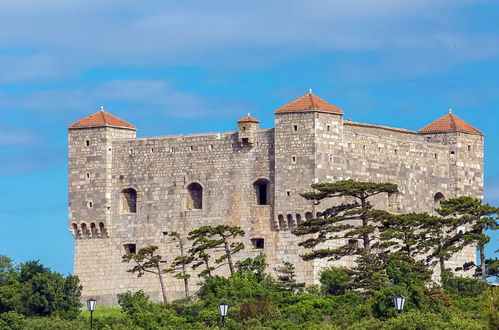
<box><xmin>436</xmin><ymin>196</ymin><xmax>498</xmax><ymax>280</ymax></box>
<box><xmin>122</xmin><ymin>246</ymin><xmax>168</xmax><ymax>303</ymax></box>
<box><xmin>294</xmin><ymin>180</ymin><xmax>397</xmax><ymax>261</ymax></box>
<box><xmin>377</xmin><ymin>212</ymin><xmax>437</xmax><ymax>258</ymax></box>
<box><xmin>165</xmin><ymin>232</ymin><xmax>193</xmax><ymax>298</ymax></box>
<box><xmin>188</xmin><ymin>225</ymin><xmax>245</xmax><ymax>276</ymax></box>
<box><xmin>274</xmin><ymin>261</ymin><xmax>305</xmax><ymax>292</ymax></box>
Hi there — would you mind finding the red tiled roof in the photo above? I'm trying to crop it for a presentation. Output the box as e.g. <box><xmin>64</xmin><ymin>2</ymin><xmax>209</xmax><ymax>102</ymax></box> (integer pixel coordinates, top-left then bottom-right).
<box><xmin>418</xmin><ymin>113</ymin><xmax>482</xmax><ymax>135</ymax></box>
<box><xmin>237</xmin><ymin>114</ymin><xmax>260</xmax><ymax>123</ymax></box>
<box><xmin>69</xmin><ymin>109</ymin><xmax>136</xmax><ymax>129</ymax></box>
<box><xmin>275</xmin><ymin>92</ymin><xmax>343</xmax><ymax>114</ymax></box>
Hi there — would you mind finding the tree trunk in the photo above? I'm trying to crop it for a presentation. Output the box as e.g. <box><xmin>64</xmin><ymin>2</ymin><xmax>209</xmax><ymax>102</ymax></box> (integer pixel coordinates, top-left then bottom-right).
<box><xmin>157</xmin><ymin>267</ymin><xmax>168</xmax><ymax>304</ymax></box>
<box><xmin>204</xmin><ymin>259</ymin><xmax>212</xmax><ymax>278</ymax></box>
<box><xmin>178</xmin><ymin>238</ymin><xmax>189</xmax><ymax>297</ymax></box>
<box><xmin>360</xmin><ymin>196</ymin><xmax>370</xmax><ymax>254</ymax></box>
<box><xmin>224</xmin><ymin>240</ymin><xmax>234</xmax><ymax>275</ymax></box>
<box><xmin>480</xmin><ymin>244</ymin><xmax>486</xmax><ymax>280</ymax></box>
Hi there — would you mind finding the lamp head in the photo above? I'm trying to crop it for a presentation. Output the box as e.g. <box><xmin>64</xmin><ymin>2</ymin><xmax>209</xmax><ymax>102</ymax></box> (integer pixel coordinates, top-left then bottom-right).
<box><xmin>218</xmin><ymin>302</ymin><xmax>229</xmax><ymax>317</ymax></box>
<box><xmin>86</xmin><ymin>298</ymin><xmax>97</xmax><ymax>312</ymax></box>
<box><xmin>394</xmin><ymin>294</ymin><xmax>406</xmax><ymax>311</ymax></box>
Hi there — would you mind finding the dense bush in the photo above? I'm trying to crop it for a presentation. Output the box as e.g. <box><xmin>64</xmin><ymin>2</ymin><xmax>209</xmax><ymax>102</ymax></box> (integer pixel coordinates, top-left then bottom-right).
<box><xmin>1</xmin><ymin>253</ymin><xmax>497</xmax><ymax>329</ymax></box>
<box><xmin>0</xmin><ymin>256</ymin><xmax>81</xmax><ymax>319</ymax></box>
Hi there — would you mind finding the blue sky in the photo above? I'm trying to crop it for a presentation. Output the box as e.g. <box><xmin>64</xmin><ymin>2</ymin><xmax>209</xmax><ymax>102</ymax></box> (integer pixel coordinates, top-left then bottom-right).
<box><xmin>0</xmin><ymin>0</ymin><xmax>498</xmax><ymax>274</ymax></box>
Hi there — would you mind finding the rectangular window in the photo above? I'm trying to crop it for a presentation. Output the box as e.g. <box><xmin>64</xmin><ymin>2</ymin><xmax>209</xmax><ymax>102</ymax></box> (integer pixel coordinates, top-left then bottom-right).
<box><xmin>293</xmin><ymin>125</ymin><xmax>298</xmax><ymax>131</ymax></box>
<box><xmin>123</xmin><ymin>243</ymin><xmax>136</xmax><ymax>254</ymax></box>
<box><xmin>251</xmin><ymin>238</ymin><xmax>264</xmax><ymax>249</ymax></box>
<box><xmin>326</xmin><ymin>125</ymin><xmax>331</xmax><ymax>132</ymax></box>
<box><xmin>242</xmin><ymin>138</ymin><xmax>250</xmax><ymax>146</ymax></box>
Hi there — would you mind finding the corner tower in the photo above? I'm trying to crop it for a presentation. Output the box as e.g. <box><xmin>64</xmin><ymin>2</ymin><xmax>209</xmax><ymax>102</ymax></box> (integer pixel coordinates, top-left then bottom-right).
<box><xmin>273</xmin><ymin>91</ymin><xmax>344</xmax><ymax>230</ymax></box>
<box><xmin>68</xmin><ymin>108</ymin><xmax>136</xmax><ymax>239</ymax></box>
<box><xmin>418</xmin><ymin>111</ymin><xmax>484</xmax><ymax>200</ymax></box>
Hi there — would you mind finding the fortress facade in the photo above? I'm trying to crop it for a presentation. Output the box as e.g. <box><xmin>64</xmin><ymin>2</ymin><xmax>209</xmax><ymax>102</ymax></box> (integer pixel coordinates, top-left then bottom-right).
<box><xmin>68</xmin><ymin>92</ymin><xmax>484</xmax><ymax>305</ymax></box>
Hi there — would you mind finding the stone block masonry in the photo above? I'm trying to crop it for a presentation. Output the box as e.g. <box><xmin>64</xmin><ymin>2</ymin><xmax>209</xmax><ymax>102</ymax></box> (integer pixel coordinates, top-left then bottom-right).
<box><xmin>68</xmin><ymin>92</ymin><xmax>483</xmax><ymax>305</ymax></box>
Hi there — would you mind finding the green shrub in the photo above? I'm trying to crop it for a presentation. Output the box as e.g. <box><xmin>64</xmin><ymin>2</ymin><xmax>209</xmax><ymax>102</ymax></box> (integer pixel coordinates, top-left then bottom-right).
<box><xmin>0</xmin><ymin>311</ymin><xmax>26</xmax><ymax>330</ymax></box>
<box><xmin>319</xmin><ymin>267</ymin><xmax>353</xmax><ymax>296</ymax></box>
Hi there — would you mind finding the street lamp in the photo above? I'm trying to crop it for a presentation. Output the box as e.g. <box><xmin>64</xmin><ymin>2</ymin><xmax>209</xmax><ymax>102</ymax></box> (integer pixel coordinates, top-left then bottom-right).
<box><xmin>394</xmin><ymin>294</ymin><xmax>406</xmax><ymax>312</ymax></box>
<box><xmin>218</xmin><ymin>302</ymin><xmax>229</xmax><ymax>327</ymax></box>
<box><xmin>86</xmin><ymin>298</ymin><xmax>97</xmax><ymax>330</ymax></box>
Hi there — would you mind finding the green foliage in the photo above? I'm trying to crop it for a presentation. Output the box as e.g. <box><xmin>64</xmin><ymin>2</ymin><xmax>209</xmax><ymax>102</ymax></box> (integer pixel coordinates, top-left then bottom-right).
<box><xmin>0</xmin><ymin>257</ymin><xmax>81</xmax><ymax>319</ymax></box>
<box><xmin>0</xmin><ymin>311</ymin><xmax>26</xmax><ymax>330</ymax></box>
<box><xmin>319</xmin><ymin>267</ymin><xmax>353</xmax><ymax>295</ymax></box>
<box><xmin>481</xmin><ymin>286</ymin><xmax>499</xmax><ymax>329</ymax></box>
<box><xmin>441</xmin><ymin>269</ymin><xmax>489</xmax><ymax>298</ymax></box>
<box><xmin>235</xmin><ymin>253</ymin><xmax>268</xmax><ymax>282</ymax></box>
<box><xmin>274</xmin><ymin>261</ymin><xmax>305</xmax><ymax>292</ymax></box>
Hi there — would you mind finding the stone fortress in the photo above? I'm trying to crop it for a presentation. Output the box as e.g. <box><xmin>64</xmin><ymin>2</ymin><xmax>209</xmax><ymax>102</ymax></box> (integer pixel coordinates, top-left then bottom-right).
<box><xmin>68</xmin><ymin>91</ymin><xmax>484</xmax><ymax>305</ymax></box>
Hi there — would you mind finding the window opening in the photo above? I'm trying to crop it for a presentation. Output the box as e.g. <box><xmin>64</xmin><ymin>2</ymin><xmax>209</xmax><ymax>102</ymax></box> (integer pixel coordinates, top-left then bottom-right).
<box><xmin>85</xmin><ymin>140</ymin><xmax>90</xmax><ymax>146</ymax></box>
<box><xmin>254</xmin><ymin>179</ymin><xmax>269</xmax><ymax>205</ymax></box>
<box><xmin>123</xmin><ymin>243</ymin><xmax>136</xmax><ymax>254</ymax></box>
<box><xmin>305</xmin><ymin>212</ymin><xmax>313</xmax><ymax>221</ymax></box>
<box><xmin>434</xmin><ymin>192</ymin><xmax>445</xmax><ymax>204</ymax></box>
<box><xmin>293</xmin><ymin>125</ymin><xmax>298</xmax><ymax>131</ymax></box>
<box><xmin>242</xmin><ymin>138</ymin><xmax>250</xmax><ymax>146</ymax></box>
<box><xmin>296</xmin><ymin>214</ymin><xmax>302</xmax><ymax>224</ymax></box>
<box><xmin>187</xmin><ymin>183</ymin><xmax>203</xmax><ymax>209</ymax></box>
<box><xmin>251</xmin><ymin>238</ymin><xmax>264</xmax><ymax>249</ymax></box>
<box><xmin>121</xmin><ymin>188</ymin><xmax>137</xmax><ymax>213</ymax></box>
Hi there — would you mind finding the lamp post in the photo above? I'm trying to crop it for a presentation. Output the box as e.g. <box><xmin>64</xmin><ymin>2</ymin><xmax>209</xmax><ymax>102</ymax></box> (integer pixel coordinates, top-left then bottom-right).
<box><xmin>218</xmin><ymin>302</ymin><xmax>229</xmax><ymax>327</ymax></box>
<box><xmin>86</xmin><ymin>298</ymin><xmax>96</xmax><ymax>330</ymax></box>
<box><xmin>394</xmin><ymin>294</ymin><xmax>406</xmax><ymax>312</ymax></box>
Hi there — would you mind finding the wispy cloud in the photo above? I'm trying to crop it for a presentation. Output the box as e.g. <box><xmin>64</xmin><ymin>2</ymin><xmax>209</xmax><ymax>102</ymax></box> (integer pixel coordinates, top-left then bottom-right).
<box><xmin>0</xmin><ymin>1</ymin><xmax>495</xmax><ymax>83</ymax></box>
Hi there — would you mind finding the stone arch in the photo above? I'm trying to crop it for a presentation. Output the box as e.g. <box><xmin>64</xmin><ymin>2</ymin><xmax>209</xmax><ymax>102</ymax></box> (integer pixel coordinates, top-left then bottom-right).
<box><xmin>98</xmin><ymin>222</ymin><xmax>108</xmax><ymax>238</ymax></box>
<box><xmin>434</xmin><ymin>192</ymin><xmax>445</xmax><ymax>204</ymax></box>
<box><xmin>80</xmin><ymin>223</ymin><xmax>89</xmax><ymax>239</ymax></box>
<box><xmin>278</xmin><ymin>214</ymin><xmax>285</xmax><ymax>230</ymax></box>
<box><xmin>71</xmin><ymin>223</ymin><xmax>80</xmax><ymax>239</ymax></box>
<box><xmin>90</xmin><ymin>222</ymin><xmax>98</xmax><ymax>238</ymax></box>
<box><xmin>253</xmin><ymin>178</ymin><xmax>270</xmax><ymax>205</ymax></box>
<box><xmin>187</xmin><ymin>182</ymin><xmax>203</xmax><ymax>210</ymax></box>
<box><xmin>305</xmin><ymin>212</ymin><xmax>313</xmax><ymax>221</ymax></box>
<box><xmin>121</xmin><ymin>188</ymin><xmax>137</xmax><ymax>213</ymax></box>
<box><xmin>295</xmin><ymin>214</ymin><xmax>302</xmax><ymax>224</ymax></box>
<box><xmin>286</xmin><ymin>214</ymin><xmax>294</xmax><ymax>229</ymax></box>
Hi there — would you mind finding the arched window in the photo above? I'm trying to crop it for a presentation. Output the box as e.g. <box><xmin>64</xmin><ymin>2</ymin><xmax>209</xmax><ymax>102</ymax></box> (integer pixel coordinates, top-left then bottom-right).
<box><xmin>187</xmin><ymin>183</ymin><xmax>203</xmax><ymax>210</ymax></box>
<box><xmin>81</xmin><ymin>223</ymin><xmax>89</xmax><ymax>238</ymax></box>
<box><xmin>434</xmin><ymin>192</ymin><xmax>445</xmax><ymax>204</ymax></box>
<box><xmin>90</xmin><ymin>222</ymin><xmax>98</xmax><ymax>238</ymax></box>
<box><xmin>254</xmin><ymin>179</ymin><xmax>270</xmax><ymax>205</ymax></box>
<box><xmin>278</xmin><ymin>214</ymin><xmax>285</xmax><ymax>230</ymax></box>
<box><xmin>295</xmin><ymin>214</ymin><xmax>302</xmax><ymax>224</ymax></box>
<box><xmin>287</xmin><ymin>214</ymin><xmax>294</xmax><ymax>229</ymax></box>
<box><xmin>305</xmin><ymin>212</ymin><xmax>313</xmax><ymax>221</ymax></box>
<box><xmin>98</xmin><ymin>222</ymin><xmax>108</xmax><ymax>238</ymax></box>
<box><xmin>121</xmin><ymin>188</ymin><xmax>137</xmax><ymax>213</ymax></box>
<box><xmin>316</xmin><ymin>212</ymin><xmax>322</xmax><ymax>219</ymax></box>
<box><xmin>71</xmin><ymin>223</ymin><xmax>80</xmax><ymax>238</ymax></box>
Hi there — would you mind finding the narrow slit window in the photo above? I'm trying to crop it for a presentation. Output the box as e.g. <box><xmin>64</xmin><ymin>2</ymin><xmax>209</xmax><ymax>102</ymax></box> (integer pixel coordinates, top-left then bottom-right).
<box><xmin>85</xmin><ymin>140</ymin><xmax>90</xmax><ymax>146</ymax></box>
<box><xmin>293</xmin><ymin>125</ymin><xmax>298</xmax><ymax>131</ymax></box>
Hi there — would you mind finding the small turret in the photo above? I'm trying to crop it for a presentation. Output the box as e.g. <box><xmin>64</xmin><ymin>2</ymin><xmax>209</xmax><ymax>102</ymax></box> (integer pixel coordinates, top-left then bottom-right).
<box><xmin>237</xmin><ymin>113</ymin><xmax>260</xmax><ymax>147</ymax></box>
